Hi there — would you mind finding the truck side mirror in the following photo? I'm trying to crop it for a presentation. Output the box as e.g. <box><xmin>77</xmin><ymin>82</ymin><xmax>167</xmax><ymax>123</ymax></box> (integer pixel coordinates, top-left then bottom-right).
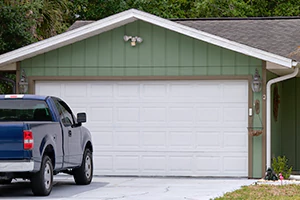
<box><xmin>77</xmin><ymin>113</ymin><xmax>87</xmax><ymax>123</ymax></box>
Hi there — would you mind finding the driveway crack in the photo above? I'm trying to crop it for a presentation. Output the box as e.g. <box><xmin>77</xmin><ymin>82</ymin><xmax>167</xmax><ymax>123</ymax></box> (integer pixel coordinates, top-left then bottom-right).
<box><xmin>164</xmin><ymin>186</ymin><xmax>170</xmax><ymax>193</ymax></box>
<box><xmin>104</xmin><ymin>192</ymin><xmax>149</xmax><ymax>200</ymax></box>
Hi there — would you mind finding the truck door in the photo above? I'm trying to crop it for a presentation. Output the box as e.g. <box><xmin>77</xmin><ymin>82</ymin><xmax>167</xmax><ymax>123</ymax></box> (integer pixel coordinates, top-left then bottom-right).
<box><xmin>55</xmin><ymin>99</ymin><xmax>82</xmax><ymax>167</ymax></box>
<box><xmin>52</xmin><ymin>99</ymin><xmax>70</xmax><ymax>168</ymax></box>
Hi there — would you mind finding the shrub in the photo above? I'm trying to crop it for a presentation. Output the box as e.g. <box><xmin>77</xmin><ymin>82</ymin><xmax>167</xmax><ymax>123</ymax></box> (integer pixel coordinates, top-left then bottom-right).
<box><xmin>271</xmin><ymin>156</ymin><xmax>293</xmax><ymax>179</ymax></box>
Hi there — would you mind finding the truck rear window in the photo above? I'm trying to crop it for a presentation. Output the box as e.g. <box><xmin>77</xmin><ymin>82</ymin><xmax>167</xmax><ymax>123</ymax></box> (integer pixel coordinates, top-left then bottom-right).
<box><xmin>0</xmin><ymin>100</ymin><xmax>52</xmax><ymax>122</ymax></box>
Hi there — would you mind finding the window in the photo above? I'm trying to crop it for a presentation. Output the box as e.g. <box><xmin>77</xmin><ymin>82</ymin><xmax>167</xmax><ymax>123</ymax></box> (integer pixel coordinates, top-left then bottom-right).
<box><xmin>0</xmin><ymin>100</ymin><xmax>52</xmax><ymax>121</ymax></box>
<box><xmin>53</xmin><ymin>98</ymin><xmax>74</xmax><ymax>127</ymax></box>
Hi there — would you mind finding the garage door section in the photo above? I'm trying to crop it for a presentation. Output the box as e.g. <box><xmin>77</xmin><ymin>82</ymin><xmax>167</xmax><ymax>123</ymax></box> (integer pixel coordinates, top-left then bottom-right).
<box><xmin>35</xmin><ymin>80</ymin><xmax>249</xmax><ymax>177</ymax></box>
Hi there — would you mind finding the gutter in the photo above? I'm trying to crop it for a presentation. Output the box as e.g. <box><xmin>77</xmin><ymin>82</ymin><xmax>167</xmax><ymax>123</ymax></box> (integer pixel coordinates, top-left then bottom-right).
<box><xmin>266</xmin><ymin>63</ymin><xmax>299</xmax><ymax>169</ymax></box>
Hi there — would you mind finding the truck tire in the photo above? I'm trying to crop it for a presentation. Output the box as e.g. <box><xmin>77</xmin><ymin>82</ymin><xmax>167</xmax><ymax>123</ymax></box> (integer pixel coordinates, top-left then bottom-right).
<box><xmin>73</xmin><ymin>149</ymin><xmax>93</xmax><ymax>185</ymax></box>
<box><xmin>31</xmin><ymin>156</ymin><xmax>53</xmax><ymax>196</ymax></box>
<box><xmin>0</xmin><ymin>179</ymin><xmax>12</xmax><ymax>184</ymax></box>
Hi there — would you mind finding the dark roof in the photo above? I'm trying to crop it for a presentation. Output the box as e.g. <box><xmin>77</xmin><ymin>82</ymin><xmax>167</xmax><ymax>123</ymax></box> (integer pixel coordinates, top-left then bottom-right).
<box><xmin>68</xmin><ymin>17</ymin><xmax>300</xmax><ymax>62</ymax></box>
<box><xmin>67</xmin><ymin>20</ymin><xmax>96</xmax><ymax>31</ymax></box>
<box><xmin>176</xmin><ymin>18</ymin><xmax>300</xmax><ymax>61</ymax></box>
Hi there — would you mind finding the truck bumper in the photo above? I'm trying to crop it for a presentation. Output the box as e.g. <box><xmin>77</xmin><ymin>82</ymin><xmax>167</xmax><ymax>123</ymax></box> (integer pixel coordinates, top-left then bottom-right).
<box><xmin>0</xmin><ymin>160</ymin><xmax>34</xmax><ymax>172</ymax></box>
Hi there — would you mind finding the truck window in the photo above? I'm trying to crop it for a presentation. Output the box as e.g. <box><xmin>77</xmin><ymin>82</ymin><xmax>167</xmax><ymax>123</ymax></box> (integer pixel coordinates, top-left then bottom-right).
<box><xmin>0</xmin><ymin>99</ymin><xmax>52</xmax><ymax>121</ymax></box>
<box><xmin>52</xmin><ymin>98</ymin><xmax>74</xmax><ymax>127</ymax></box>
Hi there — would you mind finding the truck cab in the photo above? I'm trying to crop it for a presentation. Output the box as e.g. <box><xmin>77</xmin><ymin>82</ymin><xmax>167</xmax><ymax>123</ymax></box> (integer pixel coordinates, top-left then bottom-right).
<box><xmin>0</xmin><ymin>94</ymin><xmax>93</xmax><ymax>196</ymax></box>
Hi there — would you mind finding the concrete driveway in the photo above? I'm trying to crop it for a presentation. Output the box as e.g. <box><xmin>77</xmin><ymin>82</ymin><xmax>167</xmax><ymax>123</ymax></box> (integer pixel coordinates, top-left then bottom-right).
<box><xmin>0</xmin><ymin>176</ymin><xmax>256</xmax><ymax>200</ymax></box>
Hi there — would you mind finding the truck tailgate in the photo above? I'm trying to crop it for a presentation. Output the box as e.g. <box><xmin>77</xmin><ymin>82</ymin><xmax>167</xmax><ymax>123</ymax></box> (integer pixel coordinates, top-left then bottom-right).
<box><xmin>0</xmin><ymin>123</ymin><xmax>28</xmax><ymax>160</ymax></box>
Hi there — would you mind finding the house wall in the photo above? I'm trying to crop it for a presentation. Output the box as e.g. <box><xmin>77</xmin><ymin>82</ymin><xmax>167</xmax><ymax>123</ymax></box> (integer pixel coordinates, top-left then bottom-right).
<box><xmin>267</xmin><ymin>71</ymin><xmax>282</xmax><ymax>160</ymax></box>
<box><xmin>20</xmin><ymin>20</ymin><xmax>264</xmax><ymax>177</ymax></box>
<box><xmin>280</xmin><ymin>78</ymin><xmax>300</xmax><ymax>171</ymax></box>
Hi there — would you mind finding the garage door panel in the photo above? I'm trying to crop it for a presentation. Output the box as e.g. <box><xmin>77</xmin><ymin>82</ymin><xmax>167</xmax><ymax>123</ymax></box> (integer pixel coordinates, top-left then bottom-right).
<box><xmin>196</xmin><ymin>107</ymin><xmax>220</xmax><ymax>122</ymax></box>
<box><xmin>169</xmin><ymin>131</ymin><xmax>194</xmax><ymax>148</ymax></box>
<box><xmin>196</xmin><ymin>156</ymin><xmax>221</xmax><ymax>173</ymax></box>
<box><xmin>223</xmin><ymin>83</ymin><xmax>248</xmax><ymax>101</ymax></box>
<box><xmin>141</xmin><ymin>107</ymin><xmax>166</xmax><ymax>122</ymax></box>
<box><xmin>196</xmin><ymin>131</ymin><xmax>221</xmax><ymax>148</ymax></box>
<box><xmin>36</xmin><ymin>80</ymin><xmax>248</xmax><ymax>177</ymax></box>
<box><xmin>142</xmin><ymin>84</ymin><xmax>167</xmax><ymax>97</ymax></box>
<box><xmin>90</xmin><ymin>84</ymin><xmax>113</xmax><ymax>97</ymax></box>
<box><xmin>94</xmin><ymin>155</ymin><xmax>113</xmax><ymax>173</ymax></box>
<box><xmin>223</xmin><ymin>156</ymin><xmax>248</xmax><ymax>174</ymax></box>
<box><xmin>115</xmin><ymin>131</ymin><xmax>140</xmax><ymax>147</ymax></box>
<box><xmin>141</xmin><ymin>156</ymin><xmax>167</xmax><ymax>173</ymax></box>
<box><xmin>116</xmin><ymin>84</ymin><xmax>140</xmax><ymax>98</ymax></box>
<box><xmin>36</xmin><ymin>83</ymin><xmax>62</xmax><ymax>97</ymax></box>
<box><xmin>116</xmin><ymin>107</ymin><xmax>139</xmax><ymax>122</ymax></box>
<box><xmin>223</xmin><ymin>131</ymin><xmax>248</xmax><ymax>149</ymax></box>
<box><xmin>115</xmin><ymin>155</ymin><xmax>140</xmax><ymax>172</ymax></box>
<box><xmin>142</xmin><ymin>131</ymin><xmax>166</xmax><ymax>147</ymax></box>
<box><xmin>90</xmin><ymin>107</ymin><xmax>113</xmax><ymax>122</ymax></box>
<box><xmin>169</xmin><ymin>156</ymin><xmax>193</xmax><ymax>174</ymax></box>
<box><xmin>64</xmin><ymin>83</ymin><xmax>87</xmax><ymax>97</ymax></box>
<box><xmin>92</xmin><ymin>131</ymin><xmax>113</xmax><ymax>147</ymax></box>
<box><xmin>169</xmin><ymin>107</ymin><xmax>194</xmax><ymax>122</ymax></box>
<box><xmin>223</xmin><ymin>106</ymin><xmax>248</xmax><ymax>123</ymax></box>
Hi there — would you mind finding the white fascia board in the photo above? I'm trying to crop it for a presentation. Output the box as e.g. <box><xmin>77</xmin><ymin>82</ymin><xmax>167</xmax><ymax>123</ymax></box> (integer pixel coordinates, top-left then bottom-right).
<box><xmin>0</xmin><ymin>9</ymin><xmax>294</xmax><ymax>68</ymax></box>
<box><xmin>131</xmin><ymin>9</ymin><xmax>293</xmax><ymax>68</ymax></box>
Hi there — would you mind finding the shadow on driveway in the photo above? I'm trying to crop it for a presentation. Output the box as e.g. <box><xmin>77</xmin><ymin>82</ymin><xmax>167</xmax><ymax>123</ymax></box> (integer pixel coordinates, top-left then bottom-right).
<box><xmin>0</xmin><ymin>178</ymin><xmax>108</xmax><ymax>198</ymax></box>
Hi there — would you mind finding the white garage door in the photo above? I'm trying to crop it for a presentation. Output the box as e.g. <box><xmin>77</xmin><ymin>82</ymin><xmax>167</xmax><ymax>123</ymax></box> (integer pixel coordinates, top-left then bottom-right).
<box><xmin>35</xmin><ymin>80</ymin><xmax>248</xmax><ymax>177</ymax></box>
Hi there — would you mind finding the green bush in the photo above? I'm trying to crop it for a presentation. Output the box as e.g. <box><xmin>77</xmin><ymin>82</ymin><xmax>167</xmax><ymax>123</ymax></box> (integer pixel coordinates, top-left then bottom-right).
<box><xmin>271</xmin><ymin>156</ymin><xmax>293</xmax><ymax>179</ymax></box>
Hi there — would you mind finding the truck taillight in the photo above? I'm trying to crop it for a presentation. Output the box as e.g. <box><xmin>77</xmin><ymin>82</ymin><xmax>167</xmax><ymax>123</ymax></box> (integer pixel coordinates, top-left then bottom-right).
<box><xmin>24</xmin><ymin>130</ymin><xmax>33</xmax><ymax>150</ymax></box>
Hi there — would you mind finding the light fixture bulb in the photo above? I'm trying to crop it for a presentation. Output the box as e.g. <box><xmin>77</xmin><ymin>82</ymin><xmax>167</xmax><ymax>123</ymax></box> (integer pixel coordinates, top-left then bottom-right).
<box><xmin>136</xmin><ymin>37</ymin><xmax>143</xmax><ymax>43</ymax></box>
<box><xmin>131</xmin><ymin>41</ymin><xmax>136</xmax><ymax>46</ymax></box>
<box><xmin>123</xmin><ymin>35</ymin><xmax>131</xmax><ymax>42</ymax></box>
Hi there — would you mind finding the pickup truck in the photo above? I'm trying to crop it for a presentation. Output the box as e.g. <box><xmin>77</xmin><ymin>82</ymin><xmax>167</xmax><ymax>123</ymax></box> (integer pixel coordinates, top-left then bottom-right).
<box><xmin>0</xmin><ymin>94</ymin><xmax>93</xmax><ymax>196</ymax></box>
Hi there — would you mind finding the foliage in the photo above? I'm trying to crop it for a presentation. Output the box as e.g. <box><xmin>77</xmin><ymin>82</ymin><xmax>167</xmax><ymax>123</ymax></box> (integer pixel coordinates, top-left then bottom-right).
<box><xmin>0</xmin><ymin>0</ymin><xmax>71</xmax><ymax>54</ymax></box>
<box><xmin>70</xmin><ymin>0</ymin><xmax>300</xmax><ymax>20</ymax></box>
<box><xmin>214</xmin><ymin>184</ymin><xmax>300</xmax><ymax>200</ymax></box>
<box><xmin>194</xmin><ymin>0</ymin><xmax>252</xmax><ymax>17</ymax></box>
<box><xmin>0</xmin><ymin>73</ymin><xmax>16</xmax><ymax>94</ymax></box>
<box><xmin>0</xmin><ymin>1</ymin><xmax>37</xmax><ymax>54</ymax></box>
<box><xmin>33</xmin><ymin>0</ymin><xmax>71</xmax><ymax>40</ymax></box>
<box><xmin>272</xmin><ymin>156</ymin><xmax>293</xmax><ymax>179</ymax></box>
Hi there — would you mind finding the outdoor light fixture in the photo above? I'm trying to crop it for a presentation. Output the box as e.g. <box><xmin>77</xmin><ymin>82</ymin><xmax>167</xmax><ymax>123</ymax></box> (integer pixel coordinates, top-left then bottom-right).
<box><xmin>123</xmin><ymin>35</ymin><xmax>143</xmax><ymax>47</ymax></box>
<box><xmin>19</xmin><ymin>69</ymin><xmax>28</xmax><ymax>94</ymax></box>
<box><xmin>251</xmin><ymin>68</ymin><xmax>262</xmax><ymax>93</ymax></box>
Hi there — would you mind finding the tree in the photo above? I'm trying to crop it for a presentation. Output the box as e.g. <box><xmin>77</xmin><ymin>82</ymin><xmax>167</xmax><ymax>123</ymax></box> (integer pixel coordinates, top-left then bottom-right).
<box><xmin>0</xmin><ymin>0</ymin><xmax>71</xmax><ymax>54</ymax></box>
<box><xmin>0</xmin><ymin>1</ymin><xmax>37</xmax><ymax>54</ymax></box>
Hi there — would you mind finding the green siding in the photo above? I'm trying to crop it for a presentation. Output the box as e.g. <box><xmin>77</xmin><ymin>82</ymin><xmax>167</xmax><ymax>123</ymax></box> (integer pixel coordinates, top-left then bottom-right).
<box><xmin>271</xmin><ymin>76</ymin><xmax>300</xmax><ymax>171</ymax></box>
<box><xmin>267</xmin><ymin>71</ymin><xmax>282</xmax><ymax>159</ymax></box>
<box><xmin>252</xmin><ymin>67</ymin><xmax>263</xmax><ymax>178</ymax></box>
<box><xmin>280</xmin><ymin>78</ymin><xmax>300</xmax><ymax>171</ymax></box>
<box><xmin>20</xmin><ymin>20</ymin><xmax>264</xmax><ymax>177</ymax></box>
<box><xmin>21</xmin><ymin>21</ymin><xmax>261</xmax><ymax>77</ymax></box>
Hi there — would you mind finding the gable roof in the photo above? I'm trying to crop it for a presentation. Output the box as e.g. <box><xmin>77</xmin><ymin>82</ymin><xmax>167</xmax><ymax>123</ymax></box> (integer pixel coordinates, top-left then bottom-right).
<box><xmin>0</xmin><ymin>9</ymin><xmax>298</xmax><ymax>68</ymax></box>
<box><xmin>175</xmin><ymin>17</ymin><xmax>300</xmax><ymax>62</ymax></box>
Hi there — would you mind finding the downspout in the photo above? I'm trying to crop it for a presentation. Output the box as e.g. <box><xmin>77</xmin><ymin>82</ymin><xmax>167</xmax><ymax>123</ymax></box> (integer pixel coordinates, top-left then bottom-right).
<box><xmin>266</xmin><ymin>64</ymin><xmax>299</xmax><ymax>169</ymax></box>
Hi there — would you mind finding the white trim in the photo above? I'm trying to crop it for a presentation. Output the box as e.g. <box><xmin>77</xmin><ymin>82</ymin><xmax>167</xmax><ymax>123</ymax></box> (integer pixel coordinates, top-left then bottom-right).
<box><xmin>0</xmin><ymin>9</ymin><xmax>294</xmax><ymax>68</ymax></box>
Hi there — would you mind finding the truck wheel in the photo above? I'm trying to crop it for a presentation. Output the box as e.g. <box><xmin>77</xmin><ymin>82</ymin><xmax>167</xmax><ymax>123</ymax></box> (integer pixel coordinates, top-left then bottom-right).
<box><xmin>73</xmin><ymin>149</ymin><xmax>93</xmax><ymax>185</ymax></box>
<box><xmin>0</xmin><ymin>179</ymin><xmax>12</xmax><ymax>184</ymax></box>
<box><xmin>31</xmin><ymin>156</ymin><xmax>53</xmax><ymax>196</ymax></box>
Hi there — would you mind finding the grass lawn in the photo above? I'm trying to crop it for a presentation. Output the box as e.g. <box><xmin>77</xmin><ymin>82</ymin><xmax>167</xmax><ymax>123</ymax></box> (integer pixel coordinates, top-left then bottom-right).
<box><xmin>214</xmin><ymin>184</ymin><xmax>300</xmax><ymax>200</ymax></box>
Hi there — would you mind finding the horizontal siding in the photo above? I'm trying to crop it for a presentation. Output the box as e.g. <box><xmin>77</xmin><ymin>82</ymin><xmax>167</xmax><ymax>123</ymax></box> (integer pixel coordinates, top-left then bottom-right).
<box><xmin>21</xmin><ymin>21</ymin><xmax>262</xmax><ymax>77</ymax></box>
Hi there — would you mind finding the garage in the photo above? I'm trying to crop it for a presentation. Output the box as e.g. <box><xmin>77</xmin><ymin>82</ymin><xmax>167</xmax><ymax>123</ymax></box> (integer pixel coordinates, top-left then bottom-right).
<box><xmin>35</xmin><ymin>80</ymin><xmax>248</xmax><ymax>177</ymax></box>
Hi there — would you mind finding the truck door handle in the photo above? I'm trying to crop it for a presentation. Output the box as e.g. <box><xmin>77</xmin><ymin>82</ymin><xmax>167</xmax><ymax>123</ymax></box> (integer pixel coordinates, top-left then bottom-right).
<box><xmin>68</xmin><ymin>130</ymin><xmax>72</xmax><ymax>137</ymax></box>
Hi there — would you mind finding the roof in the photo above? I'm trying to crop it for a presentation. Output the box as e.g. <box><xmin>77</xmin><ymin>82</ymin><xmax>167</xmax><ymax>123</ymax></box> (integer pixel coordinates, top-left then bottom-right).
<box><xmin>0</xmin><ymin>9</ymin><xmax>298</xmax><ymax>68</ymax></box>
<box><xmin>67</xmin><ymin>20</ymin><xmax>95</xmax><ymax>31</ymax></box>
<box><xmin>175</xmin><ymin>18</ymin><xmax>300</xmax><ymax>62</ymax></box>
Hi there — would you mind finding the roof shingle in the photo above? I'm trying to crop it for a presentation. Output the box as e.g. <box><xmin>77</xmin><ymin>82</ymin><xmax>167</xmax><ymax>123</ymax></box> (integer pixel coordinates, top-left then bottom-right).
<box><xmin>175</xmin><ymin>18</ymin><xmax>300</xmax><ymax>61</ymax></box>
